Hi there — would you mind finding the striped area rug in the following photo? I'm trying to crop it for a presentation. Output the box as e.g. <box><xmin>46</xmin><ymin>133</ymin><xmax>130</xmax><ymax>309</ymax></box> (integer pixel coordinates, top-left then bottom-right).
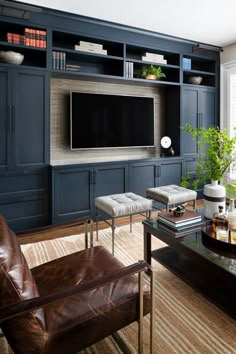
<box><xmin>2</xmin><ymin>223</ymin><xmax>236</xmax><ymax>353</ymax></box>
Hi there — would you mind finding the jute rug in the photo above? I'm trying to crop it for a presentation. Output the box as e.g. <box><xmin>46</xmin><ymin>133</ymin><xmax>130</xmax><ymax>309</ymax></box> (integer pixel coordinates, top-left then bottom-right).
<box><xmin>1</xmin><ymin>223</ymin><xmax>236</xmax><ymax>353</ymax></box>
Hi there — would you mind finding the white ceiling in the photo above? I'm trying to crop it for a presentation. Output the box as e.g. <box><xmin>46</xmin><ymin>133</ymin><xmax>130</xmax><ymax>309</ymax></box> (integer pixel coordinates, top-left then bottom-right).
<box><xmin>17</xmin><ymin>0</ymin><xmax>236</xmax><ymax>48</ymax></box>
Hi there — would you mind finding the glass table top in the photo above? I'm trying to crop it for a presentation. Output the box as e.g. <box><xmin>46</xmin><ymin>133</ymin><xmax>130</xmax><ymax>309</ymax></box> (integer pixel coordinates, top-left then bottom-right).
<box><xmin>143</xmin><ymin>215</ymin><xmax>236</xmax><ymax>277</ymax></box>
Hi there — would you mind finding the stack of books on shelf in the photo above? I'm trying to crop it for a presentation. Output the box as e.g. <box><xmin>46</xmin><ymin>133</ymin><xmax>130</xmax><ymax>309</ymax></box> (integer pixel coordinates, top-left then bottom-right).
<box><xmin>142</xmin><ymin>52</ymin><xmax>167</xmax><ymax>64</ymax></box>
<box><xmin>7</xmin><ymin>29</ymin><xmax>46</xmax><ymax>48</ymax></box>
<box><xmin>158</xmin><ymin>209</ymin><xmax>202</xmax><ymax>236</ymax></box>
<box><xmin>52</xmin><ymin>51</ymin><xmax>66</xmax><ymax>70</ymax></box>
<box><xmin>65</xmin><ymin>64</ymin><xmax>81</xmax><ymax>72</ymax></box>
<box><xmin>74</xmin><ymin>40</ymin><xmax>107</xmax><ymax>55</ymax></box>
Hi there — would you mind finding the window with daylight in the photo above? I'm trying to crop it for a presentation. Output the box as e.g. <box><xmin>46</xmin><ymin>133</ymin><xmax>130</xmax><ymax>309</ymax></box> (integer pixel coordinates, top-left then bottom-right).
<box><xmin>221</xmin><ymin>63</ymin><xmax>236</xmax><ymax>179</ymax></box>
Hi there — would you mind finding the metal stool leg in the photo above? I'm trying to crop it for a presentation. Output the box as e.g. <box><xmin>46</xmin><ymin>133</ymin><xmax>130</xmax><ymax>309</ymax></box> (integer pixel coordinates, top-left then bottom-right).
<box><xmin>112</xmin><ymin>217</ymin><xmax>115</xmax><ymax>255</ymax></box>
<box><xmin>130</xmin><ymin>214</ymin><xmax>132</xmax><ymax>232</ymax></box>
<box><xmin>90</xmin><ymin>219</ymin><xmax>94</xmax><ymax>247</ymax></box>
<box><xmin>84</xmin><ymin>220</ymin><xmax>88</xmax><ymax>249</ymax></box>
<box><xmin>96</xmin><ymin>208</ymin><xmax>99</xmax><ymax>241</ymax></box>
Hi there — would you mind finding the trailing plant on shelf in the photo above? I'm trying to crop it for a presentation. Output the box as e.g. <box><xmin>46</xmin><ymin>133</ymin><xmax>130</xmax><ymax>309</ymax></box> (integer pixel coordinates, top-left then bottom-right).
<box><xmin>180</xmin><ymin>124</ymin><xmax>236</xmax><ymax>189</ymax></box>
<box><xmin>135</xmin><ymin>65</ymin><xmax>166</xmax><ymax>80</ymax></box>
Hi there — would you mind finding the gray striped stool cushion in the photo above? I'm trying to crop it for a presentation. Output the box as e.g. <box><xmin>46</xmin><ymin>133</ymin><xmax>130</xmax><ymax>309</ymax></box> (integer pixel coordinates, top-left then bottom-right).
<box><xmin>95</xmin><ymin>192</ymin><xmax>152</xmax><ymax>217</ymax></box>
<box><xmin>146</xmin><ymin>185</ymin><xmax>197</xmax><ymax>205</ymax></box>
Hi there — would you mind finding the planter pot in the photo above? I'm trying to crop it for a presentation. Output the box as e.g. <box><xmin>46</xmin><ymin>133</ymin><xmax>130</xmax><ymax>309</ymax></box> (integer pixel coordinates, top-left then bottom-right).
<box><xmin>145</xmin><ymin>74</ymin><xmax>157</xmax><ymax>80</ymax></box>
<box><xmin>204</xmin><ymin>180</ymin><xmax>226</xmax><ymax>219</ymax></box>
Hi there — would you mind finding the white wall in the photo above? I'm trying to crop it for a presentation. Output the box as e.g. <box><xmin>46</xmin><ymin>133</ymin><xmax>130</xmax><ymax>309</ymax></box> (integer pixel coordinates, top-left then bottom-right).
<box><xmin>221</xmin><ymin>43</ymin><xmax>236</xmax><ymax>64</ymax></box>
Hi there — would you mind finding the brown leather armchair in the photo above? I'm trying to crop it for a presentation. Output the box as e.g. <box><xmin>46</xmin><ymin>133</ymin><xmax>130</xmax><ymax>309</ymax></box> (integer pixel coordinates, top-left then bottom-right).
<box><xmin>0</xmin><ymin>215</ymin><xmax>153</xmax><ymax>354</ymax></box>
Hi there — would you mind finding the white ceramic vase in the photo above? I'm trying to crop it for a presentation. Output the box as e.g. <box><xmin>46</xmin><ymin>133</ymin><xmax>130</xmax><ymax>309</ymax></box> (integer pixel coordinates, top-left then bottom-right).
<box><xmin>203</xmin><ymin>180</ymin><xmax>226</xmax><ymax>219</ymax></box>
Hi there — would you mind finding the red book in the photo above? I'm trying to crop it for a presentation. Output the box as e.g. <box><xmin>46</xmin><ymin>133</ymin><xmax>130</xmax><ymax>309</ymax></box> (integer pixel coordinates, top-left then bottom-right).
<box><xmin>35</xmin><ymin>30</ymin><xmax>40</xmax><ymax>47</ymax></box>
<box><xmin>24</xmin><ymin>28</ymin><xmax>30</xmax><ymax>46</ymax></box>
<box><xmin>7</xmin><ymin>32</ymin><xmax>13</xmax><ymax>43</ymax></box>
<box><xmin>43</xmin><ymin>30</ymin><xmax>47</xmax><ymax>48</ymax></box>
<box><xmin>39</xmin><ymin>30</ymin><xmax>44</xmax><ymax>48</ymax></box>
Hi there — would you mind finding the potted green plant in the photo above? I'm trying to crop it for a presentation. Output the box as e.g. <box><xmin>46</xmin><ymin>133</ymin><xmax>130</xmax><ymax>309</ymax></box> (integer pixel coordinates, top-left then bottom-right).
<box><xmin>141</xmin><ymin>64</ymin><xmax>166</xmax><ymax>80</ymax></box>
<box><xmin>181</xmin><ymin>123</ymin><xmax>236</xmax><ymax>218</ymax></box>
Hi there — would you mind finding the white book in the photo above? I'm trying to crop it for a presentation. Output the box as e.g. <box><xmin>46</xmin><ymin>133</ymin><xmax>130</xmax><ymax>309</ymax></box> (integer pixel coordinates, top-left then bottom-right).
<box><xmin>74</xmin><ymin>46</ymin><xmax>107</xmax><ymax>55</ymax></box>
<box><xmin>78</xmin><ymin>40</ymin><xmax>103</xmax><ymax>50</ymax></box>
<box><xmin>150</xmin><ymin>59</ymin><xmax>167</xmax><ymax>64</ymax></box>
<box><xmin>145</xmin><ymin>52</ymin><xmax>164</xmax><ymax>60</ymax></box>
<box><xmin>125</xmin><ymin>61</ymin><xmax>129</xmax><ymax>77</ymax></box>
<box><xmin>142</xmin><ymin>56</ymin><xmax>167</xmax><ymax>64</ymax></box>
<box><xmin>130</xmin><ymin>62</ymin><xmax>133</xmax><ymax>78</ymax></box>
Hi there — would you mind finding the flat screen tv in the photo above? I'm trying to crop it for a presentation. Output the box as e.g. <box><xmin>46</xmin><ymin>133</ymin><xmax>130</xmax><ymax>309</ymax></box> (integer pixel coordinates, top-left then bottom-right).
<box><xmin>70</xmin><ymin>92</ymin><xmax>155</xmax><ymax>150</ymax></box>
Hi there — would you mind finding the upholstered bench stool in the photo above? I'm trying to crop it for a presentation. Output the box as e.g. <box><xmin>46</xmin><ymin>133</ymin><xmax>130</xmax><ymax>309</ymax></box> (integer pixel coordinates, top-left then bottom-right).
<box><xmin>95</xmin><ymin>192</ymin><xmax>152</xmax><ymax>254</ymax></box>
<box><xmin>146</xmin><ymin>184</ymin><xmax>197</xmax><ymax>211</ymax></box>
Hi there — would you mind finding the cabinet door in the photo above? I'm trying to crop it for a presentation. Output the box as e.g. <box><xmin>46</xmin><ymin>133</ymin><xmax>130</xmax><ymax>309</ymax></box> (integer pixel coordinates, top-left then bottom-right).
<box><xmin>181</xmin><ymin>86</ymin><xmax>199</xmax><ymax>157</ymax></box>
<box><xmin>159</xmin><ymin>159</ymin><xmax>183</xmax><ymax>186</ymax></box>
<box><xmin>52</xmin><ymin>166</ymin><xmax>93</xmax><ymax>224</ymax></box>
<box><xmin>129</xmin><ymin>161</ymin><xmax>158</xmax><ymax>197</ymax></box>
<box><xmin>94</xmin><ymin>164</ymin><xmax>128</xmax><ymax>198</ymax></box>
<box><xmin>13</xmin><ymin>69</ymin><xmax>49</xmax><ymax>168</ymax></box>
<box><xmin>0</xmin><ymin>68</ymin><xmax>12</xmax><ymax>171</ymax></box>
<box><xmin>200</xmin><ymin>87</ymin><xmax>216</xmax><ymax>129</ymax></box>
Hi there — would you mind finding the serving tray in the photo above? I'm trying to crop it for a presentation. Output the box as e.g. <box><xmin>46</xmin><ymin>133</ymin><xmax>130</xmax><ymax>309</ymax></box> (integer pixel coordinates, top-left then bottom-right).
<box><xmin>202</xmin><ymin>221</ymin><xmax>236</xmax><ymax>255</ymax></box>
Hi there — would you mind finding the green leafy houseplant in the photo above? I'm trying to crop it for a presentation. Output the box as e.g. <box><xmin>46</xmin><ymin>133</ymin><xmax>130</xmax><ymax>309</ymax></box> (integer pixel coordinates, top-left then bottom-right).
<box><xmin>180</xmin><ymin>124</ymin><xmax>236</xmax><ymax>190</ymax></box>
<box><xmin>138</xmin><ymin>65</ymin><xmax>166</xmax><ymax>80</ymax></box>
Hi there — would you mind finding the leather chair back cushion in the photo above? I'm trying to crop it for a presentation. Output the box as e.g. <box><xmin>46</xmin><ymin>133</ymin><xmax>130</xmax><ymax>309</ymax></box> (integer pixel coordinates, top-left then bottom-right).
<box><xmin>0</xmin><ymin>215</ymin><xmax>45</xmax><ymax>338</ymax></box>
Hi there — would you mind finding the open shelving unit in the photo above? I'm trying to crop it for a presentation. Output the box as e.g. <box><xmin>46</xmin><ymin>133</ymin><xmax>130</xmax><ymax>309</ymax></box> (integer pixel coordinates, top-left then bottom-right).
<box><xmin>182</xmin><ymin>54</ymin><xmax>216</xmax><ymax>87</ymax></box>
<box><xmin>0</xmin><ymin>21</ymin><xmax>47</xmax><ymax>68</ymax></box>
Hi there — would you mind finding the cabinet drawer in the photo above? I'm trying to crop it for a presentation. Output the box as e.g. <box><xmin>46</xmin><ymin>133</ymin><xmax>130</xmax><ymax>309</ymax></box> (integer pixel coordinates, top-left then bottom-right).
<box><xmin>0</xmin><ymin>170</ymin><xmax>48</xmax><ymax>193</ymax></box>
<box><xmin>0</xmin><ymin>190</ymin><xmax>48</xmax><ymax>231</ymax></box>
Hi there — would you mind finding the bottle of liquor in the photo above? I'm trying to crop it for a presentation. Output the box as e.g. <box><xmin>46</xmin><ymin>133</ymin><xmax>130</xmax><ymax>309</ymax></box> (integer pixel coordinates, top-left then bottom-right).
<box><xmin>212</xmin><ymin>206</ymin><xmax>227</xmax><ymax>229</ymax></box>
<box><xmin>227</xmin><ymin>199</ymin><xmax>236</xmax><ymax>243</ymax></box>
<box><xmin>212</xmin><ymin>206</ymin><xmax>228</xmax><ymax>239</ymax></box>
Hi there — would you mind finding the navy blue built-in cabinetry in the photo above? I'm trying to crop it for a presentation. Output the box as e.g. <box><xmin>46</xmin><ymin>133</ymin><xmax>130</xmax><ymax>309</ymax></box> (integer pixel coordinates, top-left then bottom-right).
<box><xmin>181</xmin><ymin>86</ymin><xmax>216</xmax><ymax>158</ymax></box>
<box><xmin>128</xmin><ymin>158</ymin><xmax>183</xmax><ymax>197</ymax></box>
<box><xmin>0</xmin><ymin>2</ymin><xmax>221</xmax><ymax>230</ymax></box>
<box><xmin>52</xmin><ymin>158</ymin><xmax>183</xmax><ymax>223</ymax></box>
<box><xmin>52</xmin><ymin>163</ymin><xmax>129</xmax><ymax>223</ymax></box>
<box><xmin>0</xmin><ymin>66</ymin><xmax>49</xmax><ymax>230</ymax></box>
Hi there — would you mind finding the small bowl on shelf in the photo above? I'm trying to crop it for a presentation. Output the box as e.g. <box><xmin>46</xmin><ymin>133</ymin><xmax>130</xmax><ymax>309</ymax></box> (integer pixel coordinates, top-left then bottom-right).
<box><xmin>187</xmin><ymin>76</ymin><xmax>203</xmax><ymax>85</ymax></box>
<box><xmin>0</xmin><ymin>51</ymin><xmax>24</xmax><ymax>65</ymax></box>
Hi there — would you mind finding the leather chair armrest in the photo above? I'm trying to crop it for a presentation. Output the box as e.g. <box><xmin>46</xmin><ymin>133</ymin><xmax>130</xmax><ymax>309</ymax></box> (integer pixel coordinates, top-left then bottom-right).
<box><xmin>0</xmin><ymin>261</ymin><xmax>150</xmax><ymax>324</ymax></box>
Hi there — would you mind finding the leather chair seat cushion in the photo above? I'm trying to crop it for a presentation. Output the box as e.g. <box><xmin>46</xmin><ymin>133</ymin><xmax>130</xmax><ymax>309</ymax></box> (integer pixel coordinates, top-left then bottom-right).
<box><xmin>32</xmin><ymin>246</ymin><xmax>150</xmax><ymax>353</ymax></box>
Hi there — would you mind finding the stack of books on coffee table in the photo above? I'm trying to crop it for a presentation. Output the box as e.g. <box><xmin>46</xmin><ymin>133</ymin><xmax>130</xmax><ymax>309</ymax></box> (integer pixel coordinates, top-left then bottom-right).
<box><xmin>158</xmin><ymin>209</ymin><xmax>202</xmax><ymax>236</ymax></box>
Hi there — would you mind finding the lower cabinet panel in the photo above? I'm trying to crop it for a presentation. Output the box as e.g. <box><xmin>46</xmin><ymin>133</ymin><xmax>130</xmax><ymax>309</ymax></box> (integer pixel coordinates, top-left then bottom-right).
<box><xmin>51</xmin><ymin>158</ymin><xmax>183</xmax><ymax>223</ymax></box>
<box><xmin>159</xmin><ymin>159</ymin><xmax>184</xmax><ymax>186</ymax></box>
<box><xmin>0</xmin><ymin>190</ymin><xmax>48</xmax><ymax>231</ymax></box>
<box><xmin>52</xmin><ymin>166</ymin><xmax>93</xmax><ymax>224</ymax></box>
<box><xmin>128</xmin><ymin>161</ymin><xmax>158</xmax><ymax>197</ymax></box>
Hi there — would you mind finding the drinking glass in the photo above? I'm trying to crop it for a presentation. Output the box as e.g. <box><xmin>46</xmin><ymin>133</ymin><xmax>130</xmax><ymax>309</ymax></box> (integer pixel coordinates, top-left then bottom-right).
<box><xmin>216</xmin><ymin>226</ymin><xmax>229</xmax><ymax>242</ymax></box>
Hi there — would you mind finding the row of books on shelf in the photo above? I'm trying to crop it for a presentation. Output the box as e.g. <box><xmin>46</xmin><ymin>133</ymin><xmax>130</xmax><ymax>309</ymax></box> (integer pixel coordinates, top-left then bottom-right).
<box><xmin>52</xmin><ymin>51</ymin><xmax>81</xmax><ymax>72</ymax></box>
<box><xmin>125</xmin><ymin>62</ymin><xmax>134</xmax><ymax>78</ymax></box>
<box><xmin>158</xmin><ymin>209</ymin><xmax>202</xmax><ymax>236</ymax></box>
<box><xmin>52</xmin><ymin>51</ymin><xmax>66</xmax><ymax>70</ymax></box>
<box><xmin>142</xmin><ymin>51</ymin><xmax>167</xmax><ymax>64</ymax></box>
<box><xmin>7</xmin><ymin>29</ymin><xmax>46</xmax><ymax>48</ymax></box>
<box><xmin>74</xmin><ymin>40</ymin><xmax>107</xmax><ymax>55</ymax></box>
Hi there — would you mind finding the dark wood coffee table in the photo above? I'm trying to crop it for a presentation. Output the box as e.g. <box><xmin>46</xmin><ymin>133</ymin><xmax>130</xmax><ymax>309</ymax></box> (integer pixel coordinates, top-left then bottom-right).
<box><xmin>143</xmin><ymin>217</ymin><xmax>236</xmax><ymax>319</ymax></box>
